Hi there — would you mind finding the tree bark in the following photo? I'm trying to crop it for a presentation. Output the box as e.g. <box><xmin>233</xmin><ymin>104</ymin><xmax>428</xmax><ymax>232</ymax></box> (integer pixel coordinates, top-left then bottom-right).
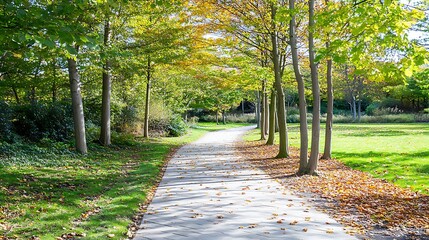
<box><xmin>266</xmin><ymin>88</ymin><xmax>276</xmax><ymax>145</ymax></box>
<box><xmin>144</xmin><ymin>56</ymin><xmax>151</xmax><ymax>138</ymax></box>
<box><xmin>352</xmin><ymin>96</ymin><xmax>357</xmax><ymax>120</ymax></box>
<box><xmin>358</xmin><ymin>100</ymin><xmax>361</xmax><ymax>122</ymax></box>
<box><xmin>68</xmin><ymin>55</ymin><xmax>87</xmax><ymax>154</ymax></box>
<box><xmin>322</xmin><ymin>55</ymin><xmax>333</xmax><ymax>160</ymax></box>
<box><xmin>222</xmin><ymin>110</ymin><xmax>226</xmax><ymax>124</ymax></box>
<box><xmin>216</xmin><ymin>111</ymin><xmax>219</xmax><ymax>125</ymax></box>
<box><xmin>271</xmin><ymin>5</ymin><xmax>288</xmax><ymax>158</ymax></box>
<box><xmin>264</xmin><ymin>91</ymin><xmax>269</xmax><ymax>135</ymax></box>
<box><xmin>100</xmin><ymin>19</ymin><xmax>112</xmax><ymax>146</ymax></box>
<box><xmin>290</xmin><ymin>0</ymin><xmax>308</xmax><ymax>173</ymax></box>
<box><xmin>255</xmin><ymin>91</ymin><xmax>261</xmax><ymax>128</ymax></box>
<box><xmin>241</xmin><ymin>100</ymin><xmax>245</xmax><ymax>115</ymax></box>
<box><xmin>52</xmin><ymin>60</ymin><xmax>57</xmax><ymax>103</ymax></box>
<box><xmin>260</xmin><ymin>86</ymin><xmax>267</xmax><ymax>140</ymax></box>
<box><xmin>12</xmin><ymin>86</ymin><xmax>20</xmax><ymax>104</ymax></box>
<box><xmin>308</xmin><ymin>0</ymin><xmax>320</xmax><ymax>175</ymax></box>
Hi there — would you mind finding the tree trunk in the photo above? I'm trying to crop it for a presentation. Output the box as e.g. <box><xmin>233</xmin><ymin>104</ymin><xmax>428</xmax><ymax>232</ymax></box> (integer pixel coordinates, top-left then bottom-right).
<box><xmin>30</xmin><ymin>86</ymin><xmax>36</xmax><ymax>104</ymax></box>
<box><xmin>52</xmin><ymin>61</ymin><xmax>57</xmax><ymax>103</ymax></box>
<box><xmin>100</xmin><ymin>19</ymin><xmax>112</xmax><ymax>146</ymax></box>
<box><xmin>271</xmin><ymin>5</ymin><xmax>288</xmax><ymax>158</ymax></box>
<box><xmin>352</xmin><ymin>97</ymin><xmax>357</xmax><ymax>120</ymax></box>
<box><xmin>222</xmin><ymin>110</ymin><xmax>226</xmax><ymax>124</ymax></box>
<box><xmin>12</xmin><ymin>86</ymin><xmax>20</xmax><ymax>104</ymax></box>
<box><xmin>266</xmin><ymin>89</ymin><xmax>276</xmax><ymax>145</ymax></box>
<box><xmin>322</xmin><ymin>55</ymin><xmax>333</xmax><ymax>160</ymax></box>
<box><xmin>241</xmin><ymin>100</ymin><xmax>245</xmax><ymax>115</ymax></box>
<box><xmin>308</xmin><ymin>0</ymin><xmax>320</xmax><ymax>175</ymax></box>
<box><xmin>275</xmin><ymin>110</ymin><xmax>279</xmax><ymax>132</ymax></box>
<box><xmin>358</xmin><ymin>100</ymin><xmax>361</xmax><ymax>122</ymax></box>
<box><xmin>68</xmin><ymin>56</ymin><xmax>87</xmax><ymax>154</ymax></box>
<box><xmin>260</xmin><ymin>87</ymin><xmax>267</xmax><ymax>140</ymax></box>
<box><xmin>144</xmin><ymin>57</ymin><xmax>151</xmax><ymax>138</ymax></box>
<box><xmin>264</xmin><ymin>91</ymin><xmax>269</xmax><ymax>135</ymax></box>
<box><xmin>290</xmin><ymin>0</ymin><xmax>308</xmax><ymax>173</ymax></box>
<box><xmin>255</xmin><ymin>91</ymin><xmax>261</xmax><ymax>128</ymax></box>
<box><xmin>216</xmin><ymin>111</ymin><xmax>219</xmax><ymax>125</ymax></box>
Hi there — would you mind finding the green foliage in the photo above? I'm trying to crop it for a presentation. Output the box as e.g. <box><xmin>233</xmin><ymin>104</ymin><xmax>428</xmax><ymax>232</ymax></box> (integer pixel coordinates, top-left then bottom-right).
<box><xmin>365</xmin><ymin>102</ymin><xmax>380</xmax><ymax>115</ymax></box>
<box><xmin>0</xmin><ymin>101</ymin><xmax>15</xmax><ymax>142</ymax></box>
<box><xmin>167</xmin><ymin>115</ymin><xmax>188</xmax><ymax>137</ymax></box>
<box><xmin>199</xmin><ymin>114</ymin><xmax>256</xmax><ymax>124</ymax></box>
<box><xmin>0</xmin><ymin>140</ymin><xmax>77</xmax><ymax>167</ymax></box>
<box><xmin>12</xmin><ymin>102</ymin><xmax>73</xmax><ymax>142</ymax></box>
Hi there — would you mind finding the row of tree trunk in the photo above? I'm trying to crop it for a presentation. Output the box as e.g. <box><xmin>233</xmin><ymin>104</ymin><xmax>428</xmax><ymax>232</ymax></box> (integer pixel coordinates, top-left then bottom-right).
<box><xmin>254</xmin><ymin>2</ymin><xmax>334</xmax><ymax>176</ymax></box>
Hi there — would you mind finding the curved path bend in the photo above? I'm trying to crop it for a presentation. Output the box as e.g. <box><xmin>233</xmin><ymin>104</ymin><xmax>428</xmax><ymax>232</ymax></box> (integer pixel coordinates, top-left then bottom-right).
<box><xmin>134</xmin><ymin>126</ymin><xmax>356</xmax><ymax>240</ymax></box>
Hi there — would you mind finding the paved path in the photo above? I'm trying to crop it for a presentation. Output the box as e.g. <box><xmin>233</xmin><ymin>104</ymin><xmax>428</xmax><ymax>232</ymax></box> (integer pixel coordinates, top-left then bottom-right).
<box><xmin>134</xmin><ymin>126</ymin><xmax>356</xmax><ymax>240</ymax></box>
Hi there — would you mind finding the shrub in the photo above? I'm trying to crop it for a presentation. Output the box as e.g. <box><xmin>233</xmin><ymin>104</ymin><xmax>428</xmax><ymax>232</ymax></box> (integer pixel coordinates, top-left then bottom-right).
<box><xmin>225</xmin><ymin>114</ymin><xmax>256</xmax><ymax>123</ymax></box>
<box><xmin>12</xmin><ymin>102</ymin><xmax>73</xmax><ymax>142</ymax></box>
<box><xmin>380</xmin><ymin>97</ymin><xmax>402</xmax><ymax>109</ymax></box>
<box><xmin>0</xmin><ymin>101</ymin><xmax>15</xmax><ymax>142</ymax></box>
<box><xmin>168</xmin><ymin>115</ymin><xmax>188</xmax><ymax>137</ymax></box>
<box><xmin>373</xmin><ymin>106</ymin><xmax>403</xmax><ymax>116</ymax></box>
<box><xmin>365</xmin><ymin>102</ymin><xmax>380</xmax><ymax>116</ymax></box>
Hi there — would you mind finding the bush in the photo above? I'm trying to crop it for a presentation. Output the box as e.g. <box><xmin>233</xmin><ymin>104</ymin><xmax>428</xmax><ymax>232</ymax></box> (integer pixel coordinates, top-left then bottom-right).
<box><xmin>0</xmin><ymin>101</ymin><xmax>15</xmax><ymax>142</ymax></box>
<box><xmin>148</xmin><ymin>115</ymin><xmax>188</xmax><ymax>137</ymax></box>
<box><xmin>168</xmin><ymin>115</ymin><xmax>188</xmax><ymax>137</ymax></box>
<box><xmin>199</xmin><ymin>114</ymin><xmax>256</xmax><ymax>123</ymax></box>
<box><xmin>12</xmin><ymin>102</ymin><xmax>73</xmax><ymax>142</ymax></box>
<box><xmin>225</xmin><ymin>114</ymin><xmax>256</xmax><ymax>123</ymax></box>
<box><xmin>365</xmin><ymin>102</ymin><xmax>380</xmax><ymax>116</ymax></box>
<box><xmin>373</xmin><ymin>106</ymin><xmax>403</xmax><ymax>116</ymax></box>
<box><xmin>380</xmin><ymin>97</ymin><xmax>402</xmax><ymax>109</ymax></box>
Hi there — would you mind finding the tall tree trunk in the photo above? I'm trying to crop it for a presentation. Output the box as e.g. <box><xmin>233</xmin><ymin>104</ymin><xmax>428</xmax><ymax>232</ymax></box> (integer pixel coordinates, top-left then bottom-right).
<box><xmin>216</xmin><ymin>111</ymin><xmax>219</xmax><ymax>125</ymax></box>
<box><xmin>275</xmin><ymin>110</ymin><xmax>279</xmax><ymax>132</ymax></box>
<box><xmin>222</xmin><ymin>110</ymin><xmax>226</xmax><ymax>124</ymax></box>
<box><xmin>271</xmin><ymin>5</ymin><xmax>288</xmax><ymax>158</ymax></box>
<box><xmin>30</xmin><ymin>86</ymin><xmax>36</xmax><ymax>104</ymax></box>
<box><xmin>12</xmin><ymin>86</ymin><xmax>20</xmax><ymax>104</ymax></box>
<box><xmin>260</xmin><ymin>86</ymin><xmax>267</xmax><ymax>140</ymax></box>
<box><xmin>322</xmin><ymin>54</ymin><xmax>333</xmax><ymax>160</ymax></box>
<box><xmin>144</xmin><ymin>57</ymin><xmax>151</xmax><ymax>138</ymax></box>
<box><xmin>52</xmin><ymin>60</ymin><xmax>57</xmax><ymax>103</ymax></box>
<box><xmin>290</xmin><ymin>0</ymin><xmax>308</xmax><ymax>173</ymax></box>
<box><xmin>255</xmin><ymin>91</ymin><xmax>261</xmax><ymax>128</ymax></box>
<box><xmin>68</xmin><ymin>55</ymin><xmax>87</xmax><ymax>154</ymax></box>
<box><xmin>264</xmin><ymin>91</ymin><xmax>269</xmax><ymax>135</ymax></box>
<box><xmin>266</xmin><ymin>89</ymin><xmax>276</xmax><ymax>145</ymax></box>
<box><xmin>100</xmin><ymin>19</ymin><xmax>112</xmax><ymax>146</ymax></box>
<box><xmin>308</xmin><ymin>0</ymin><xmax>320</xmax><ymax>175</ymax></box>
<box><xmin>241</xmin><ymin>100</ymin><xmax>245</xmax><ymax>115</ymax></box>
<box><xmin>358</xmin><ymin>100</ymin><xmax>361</xmax><ymax>122</ymax></box>
<box><xmin>352</xmin><ymin>96</ymin><xmax>357</xmax><ymax>120</ymax></box>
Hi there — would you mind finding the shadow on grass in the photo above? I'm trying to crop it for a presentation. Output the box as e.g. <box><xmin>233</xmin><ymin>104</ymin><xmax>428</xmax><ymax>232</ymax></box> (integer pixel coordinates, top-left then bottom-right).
<box><xmin>0</xmin><ymin>140</ymin><xmax>174</xmax><ymax>239</ymax></box>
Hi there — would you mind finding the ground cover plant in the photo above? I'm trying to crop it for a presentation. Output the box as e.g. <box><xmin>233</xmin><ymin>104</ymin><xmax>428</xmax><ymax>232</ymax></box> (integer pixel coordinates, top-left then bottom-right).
<box><xmin>0</xmin><ymin>123</ymin><xmax>248</xmax><ymax>239</ymax></box>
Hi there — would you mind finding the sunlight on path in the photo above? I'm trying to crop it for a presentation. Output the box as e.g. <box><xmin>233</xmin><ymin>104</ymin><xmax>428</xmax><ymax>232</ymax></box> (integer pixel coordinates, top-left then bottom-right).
<box><xmin>134</xmin><ymin>126</ymin><xmax>356</xmax><ymax>240</ymax></box>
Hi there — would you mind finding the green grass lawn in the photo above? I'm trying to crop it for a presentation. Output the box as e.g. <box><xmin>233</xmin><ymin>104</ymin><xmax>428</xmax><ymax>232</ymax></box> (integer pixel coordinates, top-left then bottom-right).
<box><xmin>0</xmin><ymin>122</ymin><xmax>249</xmax><ymax>239</ymax></box>
<box><xmin>246</xmin><ymin>123</ymin><xmax>429</xmax><ymax>194</ymax></box>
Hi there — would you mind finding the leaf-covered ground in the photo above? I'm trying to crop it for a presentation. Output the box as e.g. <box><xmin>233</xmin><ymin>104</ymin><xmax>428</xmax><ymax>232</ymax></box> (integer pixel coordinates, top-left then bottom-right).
<box><xmin>237</xmin><ymin>141</ymin><xmax>429</xmax><ymax>239</ymax></box>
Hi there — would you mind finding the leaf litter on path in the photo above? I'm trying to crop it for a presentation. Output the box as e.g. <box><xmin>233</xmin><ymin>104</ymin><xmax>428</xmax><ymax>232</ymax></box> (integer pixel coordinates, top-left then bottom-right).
<box><xmin>236</xmin><ymin>141</ymin><xmax>429</xmax><ymax>239</ymax></box>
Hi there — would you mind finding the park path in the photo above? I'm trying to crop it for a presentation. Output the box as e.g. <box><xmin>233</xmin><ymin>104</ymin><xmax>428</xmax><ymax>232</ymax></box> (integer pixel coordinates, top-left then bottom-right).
<box><xmin>134</xmin><ymin>126</ymin><xmax>356</xmax><ymax>240</ymax></box>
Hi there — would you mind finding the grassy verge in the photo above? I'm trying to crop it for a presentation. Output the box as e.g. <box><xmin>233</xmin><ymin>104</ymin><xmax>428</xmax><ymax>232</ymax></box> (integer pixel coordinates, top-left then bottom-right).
<box><xmin>245</xmin><ymin>123</ymin><xmax>429</xmax><ymax>194</ymax></box>
<box><xmin>0</xmin><ymin>122</ymin><xmax>249</xmax><ymax>239</ymax></box>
